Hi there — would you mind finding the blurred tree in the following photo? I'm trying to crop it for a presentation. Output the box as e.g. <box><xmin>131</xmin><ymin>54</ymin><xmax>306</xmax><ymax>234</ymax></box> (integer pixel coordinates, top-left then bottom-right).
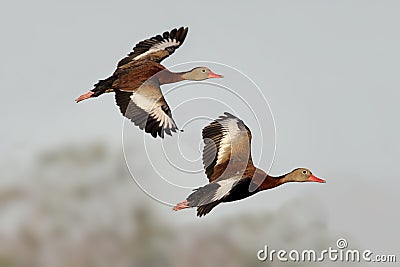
<box><xmin>0</xmin><ymin>142</ymin><xmax>339</xmax><ymax>267</ymax></box>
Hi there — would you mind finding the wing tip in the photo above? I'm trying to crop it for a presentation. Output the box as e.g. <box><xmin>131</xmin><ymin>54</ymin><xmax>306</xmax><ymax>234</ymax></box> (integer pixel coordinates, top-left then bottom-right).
<box><xmin>223</xmin><ymin>111</ymin><xmax>236</xmax><ymax>118</ymax></box>
<box><xmin>174</xmin><ymin>26</ymin><xmax>189</xmax><ymax>44</ymax></box>
<box><xmin>202</xmin><ymin>112</ymin><xmax>236</xmax><ymax>137</ymax></box>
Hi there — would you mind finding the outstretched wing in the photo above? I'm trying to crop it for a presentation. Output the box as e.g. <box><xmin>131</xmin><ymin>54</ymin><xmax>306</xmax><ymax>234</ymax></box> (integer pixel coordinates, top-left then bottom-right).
<box><xmin>202</xmin><ymin>112</ymin><xmax>254</xmax><ymax>183</ymax></box>
<box><xmin>115</xmin><ymin>80</ymin><xmax>179</xmax><ymax>138</ymax></box>
<box><xmin>117</xmin><ymin>27</ymin><xmax>188</xmax><ymax>67</ymax></box>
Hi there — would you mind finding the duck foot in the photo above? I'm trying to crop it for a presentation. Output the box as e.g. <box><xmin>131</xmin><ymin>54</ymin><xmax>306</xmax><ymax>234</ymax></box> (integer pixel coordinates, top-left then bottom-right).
<box><xmin>173</xmin><ymin>200</ymin><xmax>190</xmax><ymax>211</ymax></box>
<box><xmin>75</xmin><ymin>91</ymin><xmax>94</xmax><ymax>103</ymax></box>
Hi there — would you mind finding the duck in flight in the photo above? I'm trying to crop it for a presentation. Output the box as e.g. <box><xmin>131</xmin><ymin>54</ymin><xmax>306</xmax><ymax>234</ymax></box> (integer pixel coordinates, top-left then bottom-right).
<box><xmin>75</xmin><ymin>27</ymin><xmax>223</xmax><ymax>138</ymax></box>
<box><xmin>173</xmin><ymin>112</ymin><xmax>326</xmax><ymax>217</ymax></box>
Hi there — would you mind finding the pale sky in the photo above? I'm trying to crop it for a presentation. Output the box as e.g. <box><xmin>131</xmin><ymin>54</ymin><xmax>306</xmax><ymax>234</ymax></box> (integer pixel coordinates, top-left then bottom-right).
<box><xmin>1</xmin><ymin>0</ymin><xmax>399</xmax><ymax>259</ymax></box>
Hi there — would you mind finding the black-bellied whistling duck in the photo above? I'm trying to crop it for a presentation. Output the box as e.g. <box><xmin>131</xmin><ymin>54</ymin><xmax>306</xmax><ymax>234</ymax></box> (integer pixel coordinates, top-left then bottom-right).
<box><xmin>75</xmin><ymin>27</ymin><xmax>223</xmax><ymax>138</ymax></box>
<box><xmin>173</xmin><ymin>112</ymin><xmax>326</xmax><ymax>217</ymax></box>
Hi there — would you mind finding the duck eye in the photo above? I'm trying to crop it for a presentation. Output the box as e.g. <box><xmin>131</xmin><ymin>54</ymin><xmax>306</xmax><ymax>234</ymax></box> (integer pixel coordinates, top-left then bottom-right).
<box><xmin>302</xmin><ymin>170</ymin><xmax>307</xmax><ymax>175</ymax></box>
<box><xmin>201</xmin><ymin>69</ymin><xmax>206</xmax><ymax>73</ymax></box>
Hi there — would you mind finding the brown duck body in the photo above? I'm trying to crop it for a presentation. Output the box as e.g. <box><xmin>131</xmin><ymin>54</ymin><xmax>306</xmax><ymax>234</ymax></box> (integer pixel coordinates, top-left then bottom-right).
<box><xmin>94</xmin><ymin>60</ymin><xmax>187</xmax><ymax>94</ymax></box>
<box><xmin>174</xmin><ymin>113</ymin><xmax>325</xmax><ymax>217</ymax></box>
<box><xmin>76</xmin><ymin>27</ymin><xmax>223</xmax><ymax>138</ymax></box>
<box><xmin>88</xmin><ymin>61</ymin><xmax>159</xmax><ymax>105</ymax></box>
<box><xmin>184</xmin><ymin>168</ymin><xmax>285</xmax><ymax>216</ymax></box>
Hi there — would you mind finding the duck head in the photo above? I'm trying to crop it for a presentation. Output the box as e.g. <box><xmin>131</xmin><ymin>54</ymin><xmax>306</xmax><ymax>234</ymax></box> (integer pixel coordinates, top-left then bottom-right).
<box><xmin>182</xmin><ymin>67</ymin><xmax>223</xmax><ymax>81</ymax></box>
<box><xmin>284</xmin><ymin>168</ymin><xmax>326</xmax><ymax>183</ymax></box>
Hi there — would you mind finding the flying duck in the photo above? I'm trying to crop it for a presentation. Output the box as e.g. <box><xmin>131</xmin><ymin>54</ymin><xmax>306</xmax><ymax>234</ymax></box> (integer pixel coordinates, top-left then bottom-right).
<box><xmin>75</xmin><ymin>27</ymin><xmax>223</xmax><ymax>138</ymax></box>
<box><xmin>173</xmin><ymin>112</ymin><xmax>326</xmax><ymax>217</ymax></box>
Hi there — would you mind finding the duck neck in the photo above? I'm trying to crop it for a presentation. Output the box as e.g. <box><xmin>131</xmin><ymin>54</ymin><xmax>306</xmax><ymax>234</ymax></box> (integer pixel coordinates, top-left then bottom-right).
<box><xmin>257</xmin><ymin>173</ymin><xmax>287</xmax><ymax>191</ymax></box>
<box><xmin>157</xmin><ymin>70</ymin><xmax>186</xmax><ymax>85</ymax></box>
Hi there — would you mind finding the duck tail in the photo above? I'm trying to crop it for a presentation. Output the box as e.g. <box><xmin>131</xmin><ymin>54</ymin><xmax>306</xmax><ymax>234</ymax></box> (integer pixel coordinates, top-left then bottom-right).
<box><xmin>75</xmin><ymin>76</ymin><xmax>116</xmax><ymax>103</ymax></box>
<box><xmin>173</xmin><ymin>183</ymin><xmax>222</xmax><ymax>217</ymax></box>
<box><xmin>91</xmin><ymin>76</ymin><xmax>116</xmax><ymax>97</ymax></box>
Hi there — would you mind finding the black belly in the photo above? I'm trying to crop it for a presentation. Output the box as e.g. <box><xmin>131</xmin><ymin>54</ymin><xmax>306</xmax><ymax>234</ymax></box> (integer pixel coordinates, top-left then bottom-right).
<box><xmin>221</xmin><ymin>178</ymin><xmax>259</xmax><ymax>203</ymax></box>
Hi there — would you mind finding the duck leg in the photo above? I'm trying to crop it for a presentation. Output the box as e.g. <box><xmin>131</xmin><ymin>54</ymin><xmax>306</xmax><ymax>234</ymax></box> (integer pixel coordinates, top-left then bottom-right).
<box><xmin>75</xmin><ymin>91</ymin><xmax>95</xmax><ymax>103</ymax></box>
<box><xmin>76</xmin><ymin>75</ymin><xmax>116</xmax><ymax>103</ymax></box>
<box><xmin>173</xmin><ymin>200</ymin><xmax>190</xmax><ymax>211</ymax></box>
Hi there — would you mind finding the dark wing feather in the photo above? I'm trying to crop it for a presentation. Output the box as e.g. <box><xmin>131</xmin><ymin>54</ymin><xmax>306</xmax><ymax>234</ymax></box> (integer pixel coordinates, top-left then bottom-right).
<box><xmin>197</xmin><ymin>201</ymin><xmax>221</xmax><ymax>217</ymax></box>
<box><xmin>202</xmin><ymin>112</ymin><xmax>254</xmax><ymax>183</ymax></box>
<box><xmin>115</xmin><ymin>82</ymin><xmax>178</xmax><ymax>138</ymax></box>
<box><xmin>114</xmin><ymin>90</ymin><xmax>132</xmax><ymax>116</ymax></box>
<box><xmin>117</xmin><ymin>27</ymin><xmax>188</xmax><ymax>67</ymax></box>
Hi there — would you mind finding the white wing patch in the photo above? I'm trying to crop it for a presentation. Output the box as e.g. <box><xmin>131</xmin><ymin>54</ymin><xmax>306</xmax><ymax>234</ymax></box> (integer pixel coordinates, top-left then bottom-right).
<box><xmin>130</xmin><ymin>91</ymin><xmax>155</xmax><ymax>111</ymax></box>
<box><xmin>215</xmin><ymin>118</ymin><xmax>241</xmax><ymax>165</ymax></box>
<box><xmin>133</xmin><ymin>39</ymin><xmax>180</xmax><ymax>61</ymax></box>
<box><xmin>130</xmin><ymin>92</ymin><xmax>176</xmax><ymax>130</ymax></box>
<box><xmin>151</xmin><ymin>107</ymin><xmax>175</xmax><ymax>129</ymax></box>
<box><xmin>211</xmin><ymin>178</ymin><xmax>238</xmax><ymax>201</ymax></box>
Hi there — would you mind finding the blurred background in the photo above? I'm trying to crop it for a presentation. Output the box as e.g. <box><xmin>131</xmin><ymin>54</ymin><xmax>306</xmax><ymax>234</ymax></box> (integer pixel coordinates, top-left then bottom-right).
<box><xmin>0</xmin><ymin>1</ymin><xmax>399</xmax><ymax>266</ymax></box>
